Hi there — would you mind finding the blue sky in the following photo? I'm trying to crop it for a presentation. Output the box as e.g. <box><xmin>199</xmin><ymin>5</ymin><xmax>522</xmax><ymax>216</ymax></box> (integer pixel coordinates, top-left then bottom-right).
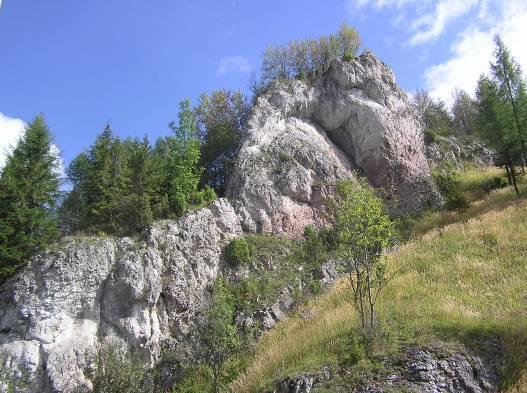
<box><xmin>1</xmin><ymin>0</ymin><xmax>526</xmax><ymax>170</ymax></box>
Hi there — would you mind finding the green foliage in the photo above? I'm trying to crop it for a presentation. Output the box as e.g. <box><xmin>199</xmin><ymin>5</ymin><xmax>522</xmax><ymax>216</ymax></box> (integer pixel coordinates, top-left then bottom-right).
<box><xmin>90</xmin><ymin>345</ymin><xmax>148</xmax><ymax>393</ymax></box>
<box><xmin>451</xmin><ymin>89</ymin><xmax>478</xmax><ymax>135</ymax></box>
<box><xmin>200</xmin><ymin>278</ymin><xmax>240</xmax><ymax>393</ymax></box>
<box><xmin>225</xmin><ymin>238</ymin><xmax>253</xmax><ymax>267</ymax></box>
<box><xmin>195</xmin><ymin>90</ymin><xmax>250</xmax><ymax>195</ymax></box>
<box><xmin>482</xmin><ymin>176</ymin><xmax>508</xmax><ymax>193</ymax></box>
<box><xmin>62</xmin><ymin>100</ymin><xmax>211</xmax><ymax>236</ymax></box>
<box><xmin>413</xmin><ymin>90</ymin><xmax>452</xmax><ymax>138</ymax></box>
<box><xmin>0</xmin><ymin>356</ymin><xmax>28</xmax><ymax>393</ymax></box>
<box><xmin>476</xmin><ymin>36</ymin><xmax>527</xmax><ymax>195</ymax></box>
<box><xmin>333</xmin><ymin>180</ymin><xmax>395</xmax><ymax>330</ymax></box>
<box><xmin>252</xmin><ymin>23</ymin><xmax>361</xmax><ymax>96</ymax></box>
<box><xmin>433</xmin><ymin>164</ymin><xmax>469</xmax><ymax>212</ymax></box>
<box><xmin>172</xmin><ymin>365</ymin><xmax>212</xmax><ymax>393</ymax></box>
<box><xmin>423</xmin><ymin>129</ymin><xmax>439</xmax><ymax>144</ymax></box>
<box><xmin>0</xmin><ymin>115</ymin><xmax>60</xmax><ymax>281</ymax></box>
<box><xmin>164</xmin><ymin>100</ymin><xmax>203</xmax><ymax>214</ymax></box>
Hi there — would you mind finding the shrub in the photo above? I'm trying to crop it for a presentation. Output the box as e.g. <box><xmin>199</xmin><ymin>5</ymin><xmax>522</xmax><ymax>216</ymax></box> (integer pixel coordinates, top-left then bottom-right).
<box><xmin>225</xmin><ymin>238</ymin><xmax>253</xmax><ymax>267</ymax></box>
<box><xmin>202</xmin><ymin>185</ymin><xmax>217</xmax><ymax>203</ymax></box>
<box><xmin>482</xmin><ymin>176</ymin><xmax>508</xmax><ymax>193</ymax></box>
<box><xmin>445</xmin><ymin>192</ymin><xmax>470</xmax><ymax>213</ymax></box>
<box><xmin>424</xmin><ymin>129</ymin><xmax>439</xmax><ymax>144</ymax></box>
<box><xmin>91</xmin><ymin>345</ymin><xmax>148</xmax><ymax>393</ymax></box>
<box><xmin>342</xmin><ymin>51</ymin><xmax>354</xmax><ymax>62</ymax></box>
<box><xmin>172</xmin><ymin>192</ymin><xmax>188</xmax><ymax>216</ymax></box>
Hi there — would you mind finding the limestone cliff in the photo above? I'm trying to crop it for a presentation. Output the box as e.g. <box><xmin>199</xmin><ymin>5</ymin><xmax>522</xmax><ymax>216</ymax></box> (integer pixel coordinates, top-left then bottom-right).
<box><xmin>0</xmin><ymin>200</ymin><xmax>241</xmax><ymax>392</ymax></box>
<box><xmin>227</xmin><ymin>52</ymin><xmax>441</xmax><ymax>237</ymax></box>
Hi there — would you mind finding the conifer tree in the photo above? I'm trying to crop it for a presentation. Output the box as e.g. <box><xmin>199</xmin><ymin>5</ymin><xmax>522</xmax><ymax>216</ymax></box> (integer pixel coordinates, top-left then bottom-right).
<box><xmin>491</xmin><ymin>36</ymin><xmax>527</xmax><ymax>167</ymax></box>
<box><xmin>476</xmin><ymin>76</ymin><xmax>520</xmax><ymax>194</ymax></box>
<box><xmin>0</xmin><ymin>116</ymin><xmax>60</xmax><ymax>281</ymax></box>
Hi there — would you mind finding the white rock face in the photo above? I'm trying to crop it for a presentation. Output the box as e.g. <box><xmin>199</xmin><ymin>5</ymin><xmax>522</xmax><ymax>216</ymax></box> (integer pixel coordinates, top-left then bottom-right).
<box><xmin>0</xmin><ymin>199</ymin><xmax>242</xmax><ymax>392</ymax></box>
<box><xmin>227</xmin><ymin>52</ymin><xmax>440</xmax><ymax>236</ymax></box>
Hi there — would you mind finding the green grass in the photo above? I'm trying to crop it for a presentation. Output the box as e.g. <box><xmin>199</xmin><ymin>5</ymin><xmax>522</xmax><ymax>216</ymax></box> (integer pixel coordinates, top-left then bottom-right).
<box><xmin>230</xmin><ymin>175</ymin><xmax>527</xmax><ymax>393</ymax></box>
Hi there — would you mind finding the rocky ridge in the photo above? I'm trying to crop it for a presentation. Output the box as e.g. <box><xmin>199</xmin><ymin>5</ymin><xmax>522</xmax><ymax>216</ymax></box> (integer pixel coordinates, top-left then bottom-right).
<box><xmin>227</xmin><ymin>52</ymin><xmax>441</xmax><ymax>237</ymax></box>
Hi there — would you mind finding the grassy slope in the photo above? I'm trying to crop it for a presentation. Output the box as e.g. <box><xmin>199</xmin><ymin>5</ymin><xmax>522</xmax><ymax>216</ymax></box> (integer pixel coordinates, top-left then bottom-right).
<box><xmin>230</xmin><ymin>168</ymin><xmax>527</xmax><ymax>393</ymax></box>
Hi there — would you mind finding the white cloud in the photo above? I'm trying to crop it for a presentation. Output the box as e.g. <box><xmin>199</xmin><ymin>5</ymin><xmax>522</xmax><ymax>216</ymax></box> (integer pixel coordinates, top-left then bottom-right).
<box><xmin>424</xmin><ymin>0</ymin><xmax>527</xmax><ymax>105</ymax></box>
<box><xmin>217</xmin><ymin>56</ymin><xmax>251</xmax><ymax>75</ymax></box>
<box><xmin>0</xmin><ymin>112</ymin><xmax>25</xmax><ymax>169</ymax></box>
<box><xmin>409</xmin><ymin>0</ymin><xmax>479</xmax><ymax>45</ymax></box>
<box><xmin>350</xmin><ymin>0</ymin><xmax>479</xmax><ymax>45</ymax></box>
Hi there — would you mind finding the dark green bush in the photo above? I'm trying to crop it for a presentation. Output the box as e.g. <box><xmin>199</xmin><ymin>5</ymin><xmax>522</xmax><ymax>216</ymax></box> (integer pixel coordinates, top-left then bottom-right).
<box><xmin>225</xmin><ymin>238</ymin><xmax>253</xmax><ymax>267</ymax></box>
<box><xmin>424</xmin><ymin>129</ymin><xmax>439</xmax><ymax>144</ymax></box>
<box><xmin>172</xmin><ymin>192</ymin><xmax>188</xmax><ymax>217</ymax></box>
<box><xmin>481</xmin><ymin>176</ymin><xmax>508</xmax><ymax>193</ymax></box>
<box><xmin>445</xmin><ymin>192</ymin><xmax>470</xmax><ymax>212</ymax></box>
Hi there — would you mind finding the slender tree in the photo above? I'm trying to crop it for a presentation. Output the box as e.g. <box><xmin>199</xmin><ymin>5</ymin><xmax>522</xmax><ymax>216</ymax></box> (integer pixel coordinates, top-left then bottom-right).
<box><xmin>476</xmin><ymin>75</ymin><xmax>520</xmax><ymax>195</ymax></box>
<box><xmin>333</xmin><ymin>180</ymin><xmax>395</xmax><ymax>330</ymax></box>
<box><xmin>200</xmin><ymin>278</ymin><xmax>240</xmax><ymax>393</ymax></box>
<box><xmin>491</xmin><ymin>35</ymin><xmax>527</xmax><ymax>168</ymax></box>
<box><xmin>0</xmin><ymin>116</ymin><xmax>61</xmax><ymax>281</ymax></box>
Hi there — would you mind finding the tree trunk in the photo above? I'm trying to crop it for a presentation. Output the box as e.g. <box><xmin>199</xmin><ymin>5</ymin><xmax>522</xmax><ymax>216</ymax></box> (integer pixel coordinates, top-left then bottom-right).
<box><xmin>505</xmin><ymin>164</ymin><xmax>512</xmax><ymax>185</ymax></box>
<box><xmin>508</xmin><ymin>158</ymin><xmax>520</xmax><ymax>196</ymax></box>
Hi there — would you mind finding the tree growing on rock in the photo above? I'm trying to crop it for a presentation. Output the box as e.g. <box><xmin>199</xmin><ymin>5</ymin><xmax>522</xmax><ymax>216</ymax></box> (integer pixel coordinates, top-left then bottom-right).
<box><xmin>332</xmin><ymin>180</ymin><xmax>395</xmax><ymax>331</ymax></box>
<box><xmin>0</xmin><ymin>115</ymin><xmax>61</xmax><ymax>281</ymax></box>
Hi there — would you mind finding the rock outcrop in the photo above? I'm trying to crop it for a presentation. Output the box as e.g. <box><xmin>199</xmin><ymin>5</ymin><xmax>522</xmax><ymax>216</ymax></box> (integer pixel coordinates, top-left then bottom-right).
<box><xmin>273</xmin><ymin>344</ymin><xmax>498</xmax><ymax>393</ymax></box>
<box><xmin>0</xmin><ymin>199</ymin><xmax>242</xmax><ymax>392</ymax></box>
<box><xmin>227</xmin><ymin>52</ymin><xmax>440</xmax><ymax>237</ymax></box>
<box><xmin>426</xmin><ymin>135</ymin><xmax>495</xmax><ymax>169</ymax></box>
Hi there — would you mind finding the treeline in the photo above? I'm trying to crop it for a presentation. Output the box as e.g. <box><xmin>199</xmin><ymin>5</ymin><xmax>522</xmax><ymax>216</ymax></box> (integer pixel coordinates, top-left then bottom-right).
<box><xmin>414</xmin><ymin>88</ymin><xmax>478</xmax><ymax>142</ymax></box>
<box><xmin>251</xmin><ymin>23</ymin><xmax>361</xmax><ymax>96</ymax></box>
<box><xmin>414</xmin><ymin>37</ymin><xmax>527</xmax><ymax>196</ymax></box>
<box><xmin>0</xmin><ymin>93</ymin><xmax>249</xmax><ymax>281</ymax></box>
<box><xmin>61</xmin><ymin>94</ymin><xmax>250</xmax><ymax>235</ymax></box>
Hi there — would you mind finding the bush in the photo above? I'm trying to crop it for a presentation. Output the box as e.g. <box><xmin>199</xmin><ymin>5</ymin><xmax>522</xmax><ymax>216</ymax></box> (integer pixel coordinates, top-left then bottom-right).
<box><xmin>225</xmin><ymin>238</ymin><xmax>253</xmax><ymax>267</ymax></box>
<box><xmin>91</xmin><ymin>345</ymin><xmax>148</xmax><ymax>393</ymax></box>
<box><xmin>202</xmin><ymin>186</ymin><xmax>217</xmax><ymax>203</ymax></box>
<box><xmin>445</xmin><ymin>193</ymin><xmax>470</xmax><ymax>212</ymax></box>
<box><xmin>342</xmin><ymin>51</ymin><xmax>354</xmax><ymax>62</ymax></box>
<box><xmin>172</xmin><ymin>192</ymin><xmax>188</xmax><ymax>216</ymax></box>
<box><xmin>481</xmin><ymin>176</ymin><xmax>508</xmax><ymax>193</ymax></box>
<box><xmin>424</xmin><ymin>129</ymin><xmax>439</xmax><ymax>144</ymax></box>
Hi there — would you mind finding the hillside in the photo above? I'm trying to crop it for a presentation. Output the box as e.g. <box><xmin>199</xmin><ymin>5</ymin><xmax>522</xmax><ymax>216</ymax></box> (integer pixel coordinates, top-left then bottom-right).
<box><xmin>229</xmin><ymin>173</ymin><xmax>527</xmax><ymax>392</ymax></box>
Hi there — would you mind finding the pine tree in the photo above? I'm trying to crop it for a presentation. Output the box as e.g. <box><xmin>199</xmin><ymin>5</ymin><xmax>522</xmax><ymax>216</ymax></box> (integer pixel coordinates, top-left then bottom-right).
<box><xmin>0</xmin><ymin>115</ymin><xmax>60</xmax><ymax>281</ymax></box>
<box><xmin>476</xmin><ymin>76</ymin><xmax>520</xmax><ymax>194</ymax></box>
<box><xmin>83</xmin><ymin>125</ymin><xmax>130</xmax><ymax>233</ymax></box>
<box><xmin>491</xmin><ymin>35</ymin><xmax>527</xmax><ymax>168</ymax></box>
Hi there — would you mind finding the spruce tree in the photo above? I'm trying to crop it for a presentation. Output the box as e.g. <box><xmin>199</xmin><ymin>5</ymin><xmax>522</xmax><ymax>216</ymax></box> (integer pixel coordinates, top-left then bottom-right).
<box><xmin>491</xmin><ymin>36</ymin><xmax>527</xmax><ymax>168</ymax></box>
<box><xmin>476</xmin><ymin>76</ymin><xmax>520</xmax><ymax>194</ymax></box>
<box><xmin>0</xmin><ymin>115</ymin><xmax>60</xmax><ymax>281</ymax></box>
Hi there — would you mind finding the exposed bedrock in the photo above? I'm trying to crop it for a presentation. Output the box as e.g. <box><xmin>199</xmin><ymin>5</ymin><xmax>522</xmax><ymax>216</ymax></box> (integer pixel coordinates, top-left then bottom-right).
<box><xmin>227</xmin><ymin>52</ymin><xmax>441</xmax><ymax>237</ymax></box>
